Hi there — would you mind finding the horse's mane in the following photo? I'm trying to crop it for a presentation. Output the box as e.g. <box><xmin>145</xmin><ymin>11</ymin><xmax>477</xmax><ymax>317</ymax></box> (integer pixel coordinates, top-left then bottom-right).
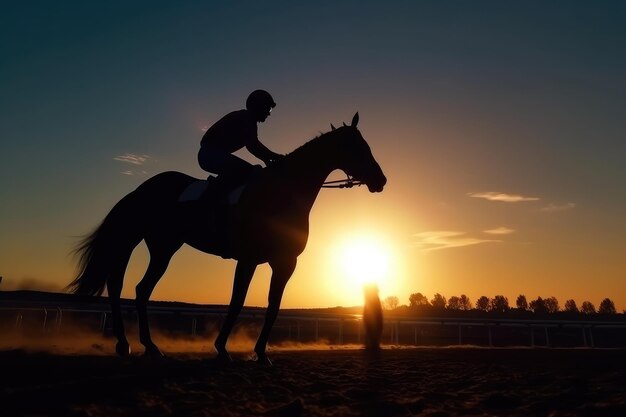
<box><xmin>286</xmin><ymin>129</ymin><xmax>334</xmax><ymax>158</ymax></box>
<box><xmin>265</xmin><ymin>126</ymin><xmax>354</xmax><ymax>176</ymax></box>
<box><xmin>285</xmin><ymin>125</ymin><xmax>358</xmax><ymax>161</ymax></box>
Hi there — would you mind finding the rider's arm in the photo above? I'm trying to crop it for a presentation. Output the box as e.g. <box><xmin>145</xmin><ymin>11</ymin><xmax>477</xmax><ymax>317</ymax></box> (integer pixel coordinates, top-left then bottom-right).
<box><xmin>246</xmin><ymin>138</ymin><xmax>283</xmax><ymax>164</ymax></box>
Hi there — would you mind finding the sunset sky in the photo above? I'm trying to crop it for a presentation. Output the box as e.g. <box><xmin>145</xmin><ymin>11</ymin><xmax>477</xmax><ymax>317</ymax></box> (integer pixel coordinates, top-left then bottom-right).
<box><xmin>1</xmin><ymin>1</ymin><xmax>625</xmax><ymax>310</ymax></box>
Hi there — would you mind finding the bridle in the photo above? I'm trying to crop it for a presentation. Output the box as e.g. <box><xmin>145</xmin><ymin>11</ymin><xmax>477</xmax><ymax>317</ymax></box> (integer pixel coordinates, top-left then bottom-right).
<box><xmin>322</xmin><ymin>175</ymin><xmax>364</xmax><ymax>189</ymax></box>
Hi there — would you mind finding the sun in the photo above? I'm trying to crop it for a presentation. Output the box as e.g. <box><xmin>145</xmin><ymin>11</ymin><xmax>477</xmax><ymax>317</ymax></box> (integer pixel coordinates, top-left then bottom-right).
<box><xmin>321</xmin><ymin>229</ymin><xmax>406</xmax><ymax>306</ymax></box>
<box><xmin>336</xmin><ymin>235</ymin><xmax>391</xmax><ymax>288</ymax></box>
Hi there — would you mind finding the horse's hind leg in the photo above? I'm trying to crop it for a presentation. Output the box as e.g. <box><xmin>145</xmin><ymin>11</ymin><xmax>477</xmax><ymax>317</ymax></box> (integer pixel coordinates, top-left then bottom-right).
<box><xmin>108</xmin><ymin>253</ymin><xmax>132</xmax><ymax>356</ymax></box>
<box><xmin>135</xmin><ymin>241</ymin><xmax>180</xmax><ymax>357</ymax></box>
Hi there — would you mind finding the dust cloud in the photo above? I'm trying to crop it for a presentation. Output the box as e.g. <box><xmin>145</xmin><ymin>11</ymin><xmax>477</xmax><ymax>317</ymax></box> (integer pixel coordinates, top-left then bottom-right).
<box><xmin>0</xmin><ymin>322</ymin><xmax>351</xmax><ymax>356</ymax></box>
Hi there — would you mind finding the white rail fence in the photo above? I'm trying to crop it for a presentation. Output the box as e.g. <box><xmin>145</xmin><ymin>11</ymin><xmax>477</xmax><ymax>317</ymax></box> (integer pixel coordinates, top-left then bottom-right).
<box><xmin>2</xmin><ymin>302</ymin><xmax>626</xmax><ymax>348</ymax></box>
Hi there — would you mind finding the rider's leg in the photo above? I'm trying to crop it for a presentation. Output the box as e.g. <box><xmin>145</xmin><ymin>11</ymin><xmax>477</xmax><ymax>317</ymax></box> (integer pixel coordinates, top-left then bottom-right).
<box><xmin>208</xmin><ymin>155</ymin><xmax>255</xmax><ymax>199</ymax></box>
<box><xmin>198</xmin><ymin>146</ymin><xmax>225</xmax><ymax>175</ymax></box>
<box><xmin>219</xmin><ymin>155</ymin><xmax>255</xmax><ymax>187</ymax></box>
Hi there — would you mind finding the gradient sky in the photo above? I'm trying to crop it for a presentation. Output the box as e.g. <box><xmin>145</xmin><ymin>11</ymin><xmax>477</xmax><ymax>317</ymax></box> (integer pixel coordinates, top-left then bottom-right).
<box><xmin>1</xmin><ymin>1</ymin><xmax>625</xmax><ymax>310</ymax></box>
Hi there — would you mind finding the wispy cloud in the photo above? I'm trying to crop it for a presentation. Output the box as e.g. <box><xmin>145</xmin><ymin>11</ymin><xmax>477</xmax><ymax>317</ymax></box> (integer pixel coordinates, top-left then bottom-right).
<box><xmin>413</xmin><ymin>231</ymin><xmax>501</xmax><ymax>251</ymax></box>
<box><xmin>484</xmin><ymin>227</ymin><xmax>515</xmax><ymax>235</ymax></box>
<box><xmin>468</xmin><ymin>192</ymin><xmax>540</xmax><ymax>202</ymax></box>
<box><xmin>114</xmin><ymin>153</ymin><xmax>153</xmax><ymax>176</ymax></box>
<box><xmin>114</xmin><ymin>153</ymin><xmax>150</xmax><ymax>165</ymax></box>
<box><xmin>540</xmin><ymin>202</ymin><xmax>576</xmax><ymax>212</ymax></box>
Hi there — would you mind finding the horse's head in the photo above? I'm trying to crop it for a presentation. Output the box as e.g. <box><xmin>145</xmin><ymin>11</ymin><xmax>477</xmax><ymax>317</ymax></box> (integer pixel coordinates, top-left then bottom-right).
<box><xmin>331</xmin><ymin>113</ymin><xmax>387</xmax><ymax>193</ymax></box>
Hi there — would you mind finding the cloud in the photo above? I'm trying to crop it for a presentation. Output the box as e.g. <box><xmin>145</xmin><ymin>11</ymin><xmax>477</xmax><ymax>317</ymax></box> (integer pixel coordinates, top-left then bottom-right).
<box><xmin>114</xmin><ymin>153</ymin><xmax>150</xmax><ymax>165</ymax></box>
<box><xmin>468</xmin><ymin>192</ymin><xmax>540</xmax><ymax>202</ymax></box>
<box><xmin>413</xmin><ymin>231</ymin><xmax>501</xmax><ymax>251</ymax></box>
<box><xmin>114</xmin><ymin>153</ymin><xmax>154</xmax><ymax>176</ymax></box>
<box><xmin>540</xmin><ymin>202</ymin><xmax>576</xmax><ymax>212</ymax></box>
<box><xmin>484</xmin><ymin>227</ymin><xmax>515</xmax><ymax>235</ymax></box>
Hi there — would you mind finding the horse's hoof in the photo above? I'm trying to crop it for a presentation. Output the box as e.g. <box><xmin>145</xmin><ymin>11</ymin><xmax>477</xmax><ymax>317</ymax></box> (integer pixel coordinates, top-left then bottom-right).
<box><xmin>143</xmin><ymin>349</ymin><xmax>166</xmax><ymax>359</ymax></box>
<box><xmin>143</xmin><ymin>345</ymin><xmax>165</xmax><ymax>359</ymax></box>
<box><xmin>215</xmin><ymin>351</ymin><xmax>233</xmax><ymax>364</ymax></box>
<box><xmin>116</xmin><ymin>342</ymin><xmax>131</xmax><ymax>357</ymax></box>
<box><xmin>254</xmin><ymin>352</ymin><xmax>273</xmax><ymax>367</ymax></box>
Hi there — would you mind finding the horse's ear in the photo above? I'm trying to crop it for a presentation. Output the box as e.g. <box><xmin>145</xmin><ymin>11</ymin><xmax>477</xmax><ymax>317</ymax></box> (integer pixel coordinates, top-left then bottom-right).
<box><xmin>343</xmin><ymin>122</ymin><xmax>347</xmax><ymax>127</ymax></box>
<box><xmin>351</xmin><ymin>112</ymin><xmax>359</xmax><ymax>127</ymax></box>
<box><xmin>330</xmin><ymin>123</ymin><xmax>336</xmax><ymax>131</ymax></box>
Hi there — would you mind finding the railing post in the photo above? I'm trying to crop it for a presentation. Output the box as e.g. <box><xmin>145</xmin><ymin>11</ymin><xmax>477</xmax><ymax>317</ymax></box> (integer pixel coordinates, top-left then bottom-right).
<box><xmin>395</xmin><ymin>322</ymin><xmax>399</xmax><ymax>344</ymax></box>
<box><xmin>15</xmin><ymin>312</ymin><xmax>23</xmax><ymax>329</ymax></box>
<box><xmin>544</xmin><ymin>326</ymin><xmax>550</xmax><ymax>347</ymax></box>
<box><xmin>191</xmin><ymin>317</ymin><xmax>197</xmax><ymax>337</ymax></box>
<box><xmin>42</xmin><ymin>307</ymin><xmax>48</xmax><ymax>331</ymax></box>
<box><xmin>55</xmin><ymin>308</ymin><xmax>63</xmax><ymax>332</ymax></box>
<box><xmin>315</xmin><ymin>319</ymin><xmax>319</xmax><ymax>342</ymax></box>
<box><xmin>100</xmin><ymin>312</ymin><xmax>107</xmax><ymax>333</ymax></box>
<box><xmin>582</xmin><ymin>326</ymin><xmax>587</xmax><ymax>347</ymax></box>
<box><xmin>589</xmin><ymin>327</ymin><xmax>595</xmax><ymax>348</ymax></box>
<box><xmin>338</xmin><ymin>319</ymin><xmax>343</xmax><ymax>344</ymax></box>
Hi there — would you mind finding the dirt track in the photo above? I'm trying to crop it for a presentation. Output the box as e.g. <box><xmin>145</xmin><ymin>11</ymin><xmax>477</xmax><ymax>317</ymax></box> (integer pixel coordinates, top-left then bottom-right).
<box><xmin>1</xmin><ymin>347</ymin><xmax>625</xmax><ymax>416</ymax></box>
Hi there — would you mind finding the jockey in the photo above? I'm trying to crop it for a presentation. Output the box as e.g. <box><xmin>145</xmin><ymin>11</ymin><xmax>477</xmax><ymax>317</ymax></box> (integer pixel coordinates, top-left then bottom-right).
<box><xmin>198</xmin><ymin>90</ymin><xmax>284</xmax><ymax>197</ymax></box>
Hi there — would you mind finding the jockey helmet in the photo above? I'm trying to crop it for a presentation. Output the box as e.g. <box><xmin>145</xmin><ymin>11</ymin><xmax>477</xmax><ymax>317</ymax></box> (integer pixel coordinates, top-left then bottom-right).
<box><xmin>246</xmin><ymin>90</ymin><xmax>276</xmax><ymax>114</ymax></box>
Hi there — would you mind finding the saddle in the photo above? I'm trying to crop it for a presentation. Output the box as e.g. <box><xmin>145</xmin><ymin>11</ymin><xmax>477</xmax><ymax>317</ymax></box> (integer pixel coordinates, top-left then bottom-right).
<box><xmin>177</xmin><ymin>176</ymin><xmax>246</xmax><ymax>204</ymax></box>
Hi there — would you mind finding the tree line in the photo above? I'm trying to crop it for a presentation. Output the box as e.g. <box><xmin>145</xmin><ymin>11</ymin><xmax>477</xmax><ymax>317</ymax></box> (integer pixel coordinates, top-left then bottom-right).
<box><xmin>381</xmin><ymin>293</ymin><xmax>620</xmax><ymax>315</ymax></box>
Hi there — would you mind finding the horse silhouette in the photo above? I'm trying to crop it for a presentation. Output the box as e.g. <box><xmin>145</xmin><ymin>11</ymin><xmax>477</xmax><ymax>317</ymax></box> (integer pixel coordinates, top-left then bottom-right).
<box><xmin>68</xmin><ymin>113</ymin><xmax>386</xmax><ymax>364</ymax></box>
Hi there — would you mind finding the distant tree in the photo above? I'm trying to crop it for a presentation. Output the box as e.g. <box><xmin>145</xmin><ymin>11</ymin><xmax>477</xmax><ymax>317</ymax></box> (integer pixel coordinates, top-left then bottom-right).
<box><xmin>447</xmin><ymin>296</ymin><xmax>461</xmax><ymax>310</ymax></box>
<box><xmin>476</xmin><ymin>296</ymin><xmax>490</xmax><ymax>312</ymax></box>
<box><xmin>459</xmin><ymin>294</ymin><xmax>473</xmax><ymax>310</ymax></box>
<box><xmin>544</xmin><ymin>296</ymin><xmax>559</xmax><ymax>313</ymax></box>
<box><xmin>581</xmin><ymin>301</ymin><xmax>596</xmax><ymax>314</ymax></box>
<box><xmin>490</xmin><ymin>295</ymin><xmax>510</xmax><ymax>313</ymax></box>
<box><xmin>598</xmin><ymin>298</ymin><xmax>616</xmax><ymax>315</ymax></box>
<box><xmin>409</xmin><ymin>292</ymin><xmax>430</xmax><ymax>307</ymax></box>
<box><xmin>529</xmin><ymin>297</ymin><xmax>547</xmax><ymax>314</ymax></box>
<box><xmin>516</xmin><ymin>294</ymin><xmax>529</xmax><ymax>311</ymax></box>
<box><xmin>564</xmin><ymin>299</ymin><xmax>578</xmax><ymax>313</ymax></box>
<box><xmin>431</xmin><ymin>293</ymin><xmax>447</xmax><ymax>309</ymax></box>
<box><xmin>383</xmin><ymin>296</ymin><xmax>399</xmax><ymax>310</ymax></box>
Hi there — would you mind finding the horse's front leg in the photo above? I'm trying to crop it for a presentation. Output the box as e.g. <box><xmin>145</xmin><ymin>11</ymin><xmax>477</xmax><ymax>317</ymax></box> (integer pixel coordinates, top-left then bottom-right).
<box><xmin>214</xmin><ymin>260</ymin><xmax>257</xmax><ymax>362</ymax></box>
<box><xmin>254</xmin><ymin>257</ymin><xmax>297</xmax><ymax>365</ymax></box>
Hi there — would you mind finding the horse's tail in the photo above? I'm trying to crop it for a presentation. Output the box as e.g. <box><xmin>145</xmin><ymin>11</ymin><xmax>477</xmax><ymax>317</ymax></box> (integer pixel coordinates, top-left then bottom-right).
<box><xmin>67</xmin><ymin>191</ymin><xmax>144</xmax><ymax>297</ymax></box>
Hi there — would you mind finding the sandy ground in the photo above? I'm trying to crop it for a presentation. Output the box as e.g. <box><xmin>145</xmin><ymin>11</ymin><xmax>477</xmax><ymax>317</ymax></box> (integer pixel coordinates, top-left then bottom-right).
<box><xmin>1</xmin><ymin>346</ymin><xmax>625</xmax><ymax>417</ymax></box>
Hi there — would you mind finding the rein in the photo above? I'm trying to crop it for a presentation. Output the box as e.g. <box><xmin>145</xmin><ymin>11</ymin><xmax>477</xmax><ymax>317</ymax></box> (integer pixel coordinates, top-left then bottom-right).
<box><xmin>322</xmin><ymin>176</ymin><xmax>364</xmax><ymax>189</ymax></box>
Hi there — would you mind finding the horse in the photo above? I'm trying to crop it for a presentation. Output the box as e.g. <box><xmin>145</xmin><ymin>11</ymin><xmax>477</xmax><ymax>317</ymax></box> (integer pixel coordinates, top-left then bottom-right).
<box><xmin>68</xmin><ymin>112</ymin><xmax>386</xmax><ymax>364</ymax></box>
